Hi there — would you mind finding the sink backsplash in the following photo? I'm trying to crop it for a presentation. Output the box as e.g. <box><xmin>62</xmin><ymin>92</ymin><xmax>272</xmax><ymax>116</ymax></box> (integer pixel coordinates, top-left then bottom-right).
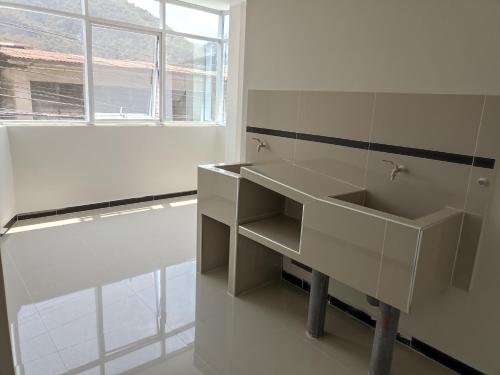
<box><xmin>245</xmin><ymin>90</ymin><xmax>500</xmax><ymax>291</ymax></box>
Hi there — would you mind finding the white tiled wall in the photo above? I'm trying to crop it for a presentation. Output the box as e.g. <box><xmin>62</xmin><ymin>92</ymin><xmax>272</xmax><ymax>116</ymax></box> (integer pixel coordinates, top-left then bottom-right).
<box><xmin>245</xmin><ymin>89</ymin><xmax>500</xmax><ymax>370</ymax></box>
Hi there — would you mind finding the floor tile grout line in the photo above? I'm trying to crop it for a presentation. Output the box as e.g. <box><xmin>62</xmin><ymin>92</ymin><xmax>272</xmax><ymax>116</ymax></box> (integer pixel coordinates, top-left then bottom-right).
<box><xmin>3</xmin><ymin>250</ymin><xmax>69</xmax><ymax>371</ymax></box>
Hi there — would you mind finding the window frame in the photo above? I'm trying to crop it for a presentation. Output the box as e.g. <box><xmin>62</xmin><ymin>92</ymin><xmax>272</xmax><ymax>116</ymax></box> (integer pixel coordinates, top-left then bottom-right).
<box><xmin>0</xmin><ymin>0</ymin><xmax>229</xmax><ymax>125</ymax></box>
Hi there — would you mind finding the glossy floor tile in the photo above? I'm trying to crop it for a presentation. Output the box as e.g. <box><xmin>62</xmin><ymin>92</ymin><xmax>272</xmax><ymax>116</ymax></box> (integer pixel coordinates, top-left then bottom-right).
<box><xmin>1</xmin><ymin>196</ymin><xmax>454</xmax><ymax>374</ymax></box>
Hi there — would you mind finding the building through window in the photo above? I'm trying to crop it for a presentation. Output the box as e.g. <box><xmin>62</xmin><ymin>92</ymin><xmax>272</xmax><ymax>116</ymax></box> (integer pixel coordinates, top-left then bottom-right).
<box><xmin>0</xmin><ymin>0</ymin><xmax>228</xmax><ymax>123</ymax></box>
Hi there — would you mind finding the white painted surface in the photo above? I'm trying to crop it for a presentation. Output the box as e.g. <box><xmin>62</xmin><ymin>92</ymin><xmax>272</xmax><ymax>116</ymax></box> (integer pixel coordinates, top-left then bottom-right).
<box><xmin>182</xmin><ymin>0</ymin><xmax>233</xmax><ymax>11</ymax></box>
<box><xmin>8</xmin><ymin>125</ymin><xmax>225</xmax><ymax>213</ymax></box>
<box><xmin>243</xmin><ymin>0</ymin><xmax>500</xmax><ymax>372</ymax></box>
<box><xmin>225</xmin><ymin>1</ymin><xmax>247</xmax><ymax>162</ymax></box>
<box><xmin>0</xmin><ymin>126</ymin><xmax>16</xmax><ymax>229</ymax></box>
<box><xmin>244</xmin><ymin>0</ymin><xmax>500</xmax><ymax>95</ymax></box>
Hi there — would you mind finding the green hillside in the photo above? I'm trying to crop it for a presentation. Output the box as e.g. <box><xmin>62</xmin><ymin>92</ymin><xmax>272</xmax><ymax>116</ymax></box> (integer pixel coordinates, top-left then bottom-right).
<box><xmin>0</xmin><ymin>0</ymin><xmax>195</xmax><ymax>63</ymax></box>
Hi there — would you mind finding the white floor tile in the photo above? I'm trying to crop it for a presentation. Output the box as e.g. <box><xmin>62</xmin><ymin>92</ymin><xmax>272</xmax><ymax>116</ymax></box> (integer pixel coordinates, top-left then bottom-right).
<box><xmin>2</xmin><ymin>196</ymin><xmax>454</xmax><ymax>375</ymax></box>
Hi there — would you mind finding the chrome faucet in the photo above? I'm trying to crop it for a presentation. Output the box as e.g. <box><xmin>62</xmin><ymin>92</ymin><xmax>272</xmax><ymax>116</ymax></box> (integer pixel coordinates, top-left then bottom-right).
<box><xmin>252</xmin><ymin>137</ymin><xmax>267</xmax><ymax>153</ymax></box>
<box><xmin>382</xmin><ymin>160</ymin><xmax>406</xmax><ymax>181</ymax></box>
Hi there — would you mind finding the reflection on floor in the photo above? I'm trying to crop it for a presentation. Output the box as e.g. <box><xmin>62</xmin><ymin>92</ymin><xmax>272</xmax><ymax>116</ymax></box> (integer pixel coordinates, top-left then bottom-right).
<box><xmin>0</xmin><ymin>196</ymin><xmax>454</xmax><ymax>375</ymax></box>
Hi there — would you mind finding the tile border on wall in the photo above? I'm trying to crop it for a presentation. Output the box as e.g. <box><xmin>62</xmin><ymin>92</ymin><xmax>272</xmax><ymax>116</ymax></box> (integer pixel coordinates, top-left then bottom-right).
<box><xmin>247</xmin><ymin>126</ymin><xmax>496</xmax><ymax>169</ymax></box>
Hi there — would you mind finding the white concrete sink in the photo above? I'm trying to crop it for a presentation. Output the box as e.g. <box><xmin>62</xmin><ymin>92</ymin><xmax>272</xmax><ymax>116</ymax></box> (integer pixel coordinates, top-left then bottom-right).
<box><xmin>197</xmin><ymin>163</ymin><xmax>253</xmax><ymax>289</ymax></box>
<box><xmin>300</xmin><ymin>189</ymin><xmax>464</xmax><ymax>312</ymax></box>
<box><xmin>213</xmin><ymin>163</ymin><xmax>253</xmax><ymax>175</ymax></box>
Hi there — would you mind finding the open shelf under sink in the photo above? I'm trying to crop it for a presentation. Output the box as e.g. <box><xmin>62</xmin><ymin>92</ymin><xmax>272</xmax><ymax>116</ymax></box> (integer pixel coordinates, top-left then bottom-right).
<box><xmin>239</xmin><ymin>214</ymin><xmax>301</xmax><ymax>253</ymax></box>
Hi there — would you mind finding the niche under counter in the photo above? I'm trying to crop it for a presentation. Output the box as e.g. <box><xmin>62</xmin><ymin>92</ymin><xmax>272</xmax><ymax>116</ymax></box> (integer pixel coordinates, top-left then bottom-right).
<box><xmin>232</xmin><ymin>164</ymin><xmax>361</xmax><ymax>295</ymax></box>
<box><xmin>238</xmin><ymin>178</ymin><xmax>303</xmax><ymax>255</ymax></box>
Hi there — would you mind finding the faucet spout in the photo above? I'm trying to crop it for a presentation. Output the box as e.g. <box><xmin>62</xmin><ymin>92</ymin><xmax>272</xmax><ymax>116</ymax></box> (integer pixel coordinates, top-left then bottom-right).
<box><xmin>382</xmin><ymin>160</ymin><xmax>406</xmax><ymax>181</ymax></box>
<box><xmin>252</xmin><ymin>137</ymin><xmax>267</xmax><ymax>153</ymax></box>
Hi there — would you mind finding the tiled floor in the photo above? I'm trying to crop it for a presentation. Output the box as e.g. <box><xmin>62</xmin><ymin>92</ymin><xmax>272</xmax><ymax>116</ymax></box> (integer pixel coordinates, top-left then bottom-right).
<box><xmin>0</xmin><ymin>196</ymin><xmax>455</xmax><ymax>375</ymax></box>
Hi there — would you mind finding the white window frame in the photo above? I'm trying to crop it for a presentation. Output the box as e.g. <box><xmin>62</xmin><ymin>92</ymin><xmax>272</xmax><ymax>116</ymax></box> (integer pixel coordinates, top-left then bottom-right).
<box><xmin>0</xmin><ymin>0</ymin><xmax>228</xmax><ymax>126</ymax></box>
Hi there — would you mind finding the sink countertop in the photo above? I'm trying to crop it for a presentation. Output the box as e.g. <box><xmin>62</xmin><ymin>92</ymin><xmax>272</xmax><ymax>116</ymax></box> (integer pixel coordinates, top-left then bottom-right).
<box><xmin>199</xmin><ymin>163</ymin><xmax>251</xmax><ymax>178</ymax></box>
<box><xmin>240</xmin><ymin>162</ymin><xmax>362</xmax><ymax>204</ymax></box>
<box><xmin>241</xmin><ymin>162</ymin><xmax>462</xmax><ymax>230</ymax></box>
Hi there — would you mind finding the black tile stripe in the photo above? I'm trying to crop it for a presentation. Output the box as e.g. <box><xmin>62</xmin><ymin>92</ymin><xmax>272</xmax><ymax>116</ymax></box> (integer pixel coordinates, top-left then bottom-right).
<box><xmin>110</xmin><ymin>196</ymin><xmax>154</xmax><ymax>207</ymax></box>
<box><xmin>4</xmin><ymin>216</ymin><xmax>17</xmax><ymax>229</ymax></box>
<box><xmin>246</xmin><ymin>126</ymin><xmax>297</xmax><ymax>139</ymax></box>
<box><xmin>57</xmin><ymin>202</ymin><xmax>110</xmax><ymax>215</ymax></box>
<box><xmin>281</xmin><ymin>270</ymin><xmax>303</xmax><ymax>288</ymax></box>
<box><xmin>154</xmin><ymin>190</ymin><xmax>198</xmax><ymax>200</ymax></box>
<box><xmin>281</xmin><ymin>272</ymin><xmax>483</xmax><ymax>375</ymax></box>
<box><xmin>329</xmin><ymin>295</ymin><xmax>376</xmax><ymax>328</ymax></box>
<box><xmin>297</xmin><ymin>132</ymin><xmax>369</xmax><ymax>150</ymax></box>
<box><xmin>0</xmin><ymin>216</ymin><xmax>17</xmax><ymax>237</ymax></box>
<box><xmin>17</xmin><ymin>210</ymin><xmax>57</xmax><ymax>221</ymax></box>
<box><xmin>291</xmin><ymin>259</ymin><xmax>312</xmax><ymax>273</ymax></box>
<box><xmin>411</xmin><ymin>339</ymin><xmax>484</xmax><ymax>375</ymax></box>
<box><xmin>14</xmin><ymin>190</ymin><xmax>197</xmax><ymax>222</ymax></box>
<box><xmin>246</xmin><ymin>126</ymin><xmax>496</xmax><ymax>169</ymax></box>
<box><xmin>473</xmin><ymin>157</ymin><xmax>496</xmax><ymax>169</ymax></box>
<box><xmin>369</xmin><ymin>142</ymin><xmax>474</xmax><ymax>166</ymax></box>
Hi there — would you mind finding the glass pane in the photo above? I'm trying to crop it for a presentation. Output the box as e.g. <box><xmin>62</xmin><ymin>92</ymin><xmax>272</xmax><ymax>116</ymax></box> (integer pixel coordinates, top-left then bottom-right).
<box><xmin>103</xmin><ymin>274</ymin><xmax>159</xmax><ymax>351</ymax></box>
<box><xmin>223</xmin><ymin>14</ymin><xmax>229</xmax><ymax>40</ymax></box>
<box><xmin>0</xmin><ymin>7</ymin><xmax>85</xmax><ymax>120</ymax></box>
<box><xmin>165</xmin><ymin>3</ymin><xmax>220</xmax><ymax>38</ymax></box>
<box><xmin>164</xmin><ymin>35</ymin><xmax>218</xmax><ymax>122</ymax></box>
<box><xmin>3</xmin><ymin>0</ymin><xmax>82</xmax><ymax>14</ymax></box>
<box><xmin>89</xmin><ymin>0</ymin><xmax>160</xmax><ymax>28</ymax></box>
<box><xmin>92</xmin><ymin>26</ymin><xmax>159</xmax><ymax>120</ymax></box>
<box><xmin>223</xmin><ymin>41</ymin><xmax>228</xmax><ymax>123</ymax></box>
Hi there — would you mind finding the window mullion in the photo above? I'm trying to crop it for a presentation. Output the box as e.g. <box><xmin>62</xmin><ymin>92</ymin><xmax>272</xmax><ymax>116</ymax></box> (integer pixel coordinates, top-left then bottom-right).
<box><xmin>151</xmin><ymin>35</ymin><xmax>161</xmax><ymax>121</ymax></box>
<box><xmin>164</xmin><ymin>0</ymin><xmax>223</xmax><ymax>16</ymax></box>
<box><xmin>82</xmin><ymin>0</ymin><xmax>95</xmax><ymax>124</ymax></box>
<box><xmin>159</xmin><ymin>1</ymin><xmax>166</xmax><ymax>123</ymax></box>
<box><xmin>215</xmin><ymin>15</ymin><xmax>224</xmax><ymax>124</ymax></box>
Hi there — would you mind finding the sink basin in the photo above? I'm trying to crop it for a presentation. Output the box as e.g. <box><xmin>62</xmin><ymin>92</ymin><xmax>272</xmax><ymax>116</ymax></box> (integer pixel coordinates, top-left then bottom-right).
<box><xmin>332</xmin><ymin>190</ymin><xmax>436</xmax><ymax>221</ymax></box>
<box><xmin>198</xmin><ymin>164</ymin><xmax>254</xmax><ymax>227</ymax></box>
<box><xmin>213</xmin><ymin>163</ymin><xmax>253</xmax><ymax>175</ymax></box>
<box><xmin>197</xmin><ymin>162</ymin><xmax>254</xmax><ymax>287</ymax></box>
<box><xmin>301</xmin><ymin>189</ymin><xmax>463</xmax><ymax>312</ymax></box>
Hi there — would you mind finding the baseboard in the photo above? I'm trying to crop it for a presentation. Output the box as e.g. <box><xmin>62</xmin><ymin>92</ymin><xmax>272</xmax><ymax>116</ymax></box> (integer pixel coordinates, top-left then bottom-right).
<box><xmin>281</xmin><ymin>270</ymin><xmax>483</xmax><ymax>375</ymax></box>
<box><xmin>1</xmin><ymin>190</ymin><xmax>197</xmax><ymax>235</ymax></box>
<box><xmin>0</xmin><ymin>216</ymin><xmax>17</xmax><ymax>237</ymax></box>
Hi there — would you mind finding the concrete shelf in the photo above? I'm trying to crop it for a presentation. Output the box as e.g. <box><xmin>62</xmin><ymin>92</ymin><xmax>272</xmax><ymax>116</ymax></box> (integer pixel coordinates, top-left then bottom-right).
<box><xmin>239</xmin><ymin>214</ymin><xmax>301</xmax><ymax>255</ymax></box>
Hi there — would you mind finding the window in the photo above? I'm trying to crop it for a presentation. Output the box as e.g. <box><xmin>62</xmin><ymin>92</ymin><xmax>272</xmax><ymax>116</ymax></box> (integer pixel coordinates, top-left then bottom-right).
<box><xmin>88</xmin><ymin>0</ymin><xmax>160</xmax><ymax>28</ymax></box>
<box><xmin>164</xmin><ymin>3</ymin><xmax>220</xmax><ymax>38</ymax></box>
<box><xmin>30</xmin><ymin>81</ymin><xmax>84</xmax><ymax>120</ymax></box>
<box><xmin>165</xmin><ymin>36</ymin><xmax>217</xmax><ymax>122</ymax></box>
<box><xmin>222</xmin><ymin>14</ymin><xmax>229</xmax><ymax>123</ymax></box>
<box><xmin>0</xmin><ymin>7</ymin><xmax>85</xmax><ymax>120</ymax></box>
<box><xmin>0</xmin><ymin>0</ymin><xmax>229</xmax><ymax>124</ymax></box>
<box><xmin>5</xmin><ymin>0</ymin><xmax>82</xmax><ymax>14</ymax></box>
<box><xmin>92</xmin><ymin>27</ymin><xmax>159</xmax><ymax>120</ymax></box>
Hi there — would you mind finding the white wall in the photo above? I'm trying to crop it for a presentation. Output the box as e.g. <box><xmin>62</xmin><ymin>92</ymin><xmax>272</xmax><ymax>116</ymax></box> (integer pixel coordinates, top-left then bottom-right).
<box><xmin>245</xmin><ymin>0</ymin><xmax>500</xmax><ymax>95</ymax></box>
<box><xmin>225</xmin><ymin>1</ymin><xmax>247</xmax><ymax>162</ymax></box>
<box><xmin>8</xmin><ymin>125</ymin><xmax>225</xmax><ymax>213</ymax></box>
<box><xmin>0</xmin><ymin>126</ymin><xmax>16</xmax><ymax>229</ymax></box>
<box><xmin>243</xmin><ymin>0</ymin><xmax>500</xmax><ymax>373</ymax></box>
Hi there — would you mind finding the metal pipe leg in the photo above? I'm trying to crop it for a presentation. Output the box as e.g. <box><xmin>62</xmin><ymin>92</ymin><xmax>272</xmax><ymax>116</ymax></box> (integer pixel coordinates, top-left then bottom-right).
<box><xmin>369</xmin><ymin>301</ymin><xmax>400</xmax><ymax>375</ymax></box>
<box><xmin>306</xmin><ymin>270</ymin><xmax>329</xmax><ymax>338</ymax></box>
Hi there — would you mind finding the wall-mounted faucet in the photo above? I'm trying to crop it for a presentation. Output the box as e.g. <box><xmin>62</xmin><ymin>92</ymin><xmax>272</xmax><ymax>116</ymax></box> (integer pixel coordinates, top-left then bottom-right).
<box><xmin>382</xmin><ymin>160</ymin><xmax>406</xmax><ymax>181</ymax></box>
<box><xmin>252</xmin><ymin>137</ymin><xmax>267</xmax><ymax>153</ymax></box>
